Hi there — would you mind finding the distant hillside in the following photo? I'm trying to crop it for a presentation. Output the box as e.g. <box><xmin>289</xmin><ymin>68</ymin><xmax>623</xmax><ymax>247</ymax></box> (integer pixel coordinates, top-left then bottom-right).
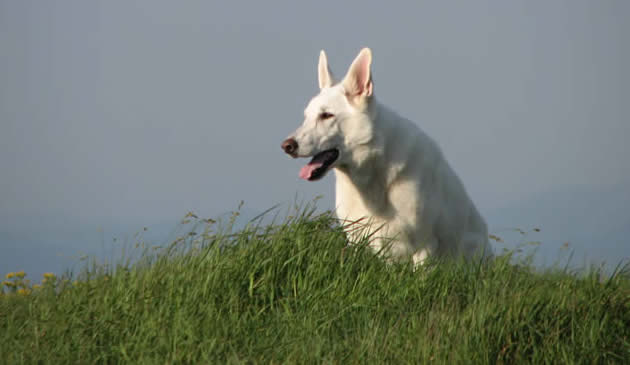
<box><xmin>487</xmin><ymin>183</ymin><xmax>630</xmax><ymax>269</ymax></box>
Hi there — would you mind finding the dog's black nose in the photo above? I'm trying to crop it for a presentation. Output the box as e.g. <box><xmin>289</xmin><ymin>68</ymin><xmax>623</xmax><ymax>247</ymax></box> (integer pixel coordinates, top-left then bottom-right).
<box><xmin>281</xmin><ymin>138</ymin><xmax>298</xmax><ymax>157</ymax></box>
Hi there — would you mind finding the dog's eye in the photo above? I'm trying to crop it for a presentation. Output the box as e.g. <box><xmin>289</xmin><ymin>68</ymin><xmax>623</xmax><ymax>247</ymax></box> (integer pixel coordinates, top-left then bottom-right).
<box><xmin>319</xmin><ymin>112</ymin><xmax>334</xmax><ymax>120</ymax></box>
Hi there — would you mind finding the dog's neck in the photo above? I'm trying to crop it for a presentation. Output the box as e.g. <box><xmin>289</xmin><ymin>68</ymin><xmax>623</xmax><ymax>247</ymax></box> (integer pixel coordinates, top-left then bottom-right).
<box><xmin>335</xmin><ymin>100</ymin><xmax>397</xmax><ymax>191</ymax></box>
<box><xmin>336</xmin><ymin>99</ymin><xmax>418</xmax><ymax>191</ymax></box>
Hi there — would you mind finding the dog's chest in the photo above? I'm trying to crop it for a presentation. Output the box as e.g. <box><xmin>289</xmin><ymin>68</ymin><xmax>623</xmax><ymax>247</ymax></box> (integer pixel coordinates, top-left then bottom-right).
<box><xmin>334</xmin><ymin>172</ymin><xmax>424</xmax><ymax>260</ymax></box>
<box><xmin>333</xmin><ymin>170</ymin><xmax>393</xmax><ymax>235</ymax></box>
<box><xmin>334</xmin><ymin>171</ymin><xmax>372</xmax><ymax>217</ymax></box>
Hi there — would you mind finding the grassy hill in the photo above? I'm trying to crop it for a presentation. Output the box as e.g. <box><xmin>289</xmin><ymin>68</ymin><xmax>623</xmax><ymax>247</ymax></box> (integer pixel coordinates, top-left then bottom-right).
<box><xmin>1</xmin><ymin>206</ymin><xmax>629</xmax><ymax>363</ymax></box>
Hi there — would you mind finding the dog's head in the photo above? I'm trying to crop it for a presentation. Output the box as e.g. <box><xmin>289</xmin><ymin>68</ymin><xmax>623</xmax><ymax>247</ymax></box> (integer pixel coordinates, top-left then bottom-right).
<box><xmin>282</xmin><ymin>48</ymin><xmax>375</xmax><ymax>181</ymax></box>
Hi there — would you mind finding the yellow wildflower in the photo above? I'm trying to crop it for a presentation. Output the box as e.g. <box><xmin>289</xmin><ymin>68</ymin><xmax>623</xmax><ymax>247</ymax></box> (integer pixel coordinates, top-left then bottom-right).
<box><xmin>2</xmin><ymin>281</ymin><xmax>15</xmax><ymax>288</ymax></box>
<box><xmin>17</xmin><ymin>288</ymin><xmax>30</xmax><ymax>295</ymax></box>
<box><xmin>43</xmin><ymin>273</ymin><xmax>56</xmax><ymax>280</ymax></box>
<box><xmin>15</xmin><ymin>270</ymin><xmax>26</xmax><ymax>278</ymax></box>
<box><xmin>32</xmin><ymin>284</ymin><xmax>42</xmax><ymax>290</ymax></box>
<box><xmin>5</xmin><ymin>272</ymin><xmax>15</xmax><ymax>279</ymax></box>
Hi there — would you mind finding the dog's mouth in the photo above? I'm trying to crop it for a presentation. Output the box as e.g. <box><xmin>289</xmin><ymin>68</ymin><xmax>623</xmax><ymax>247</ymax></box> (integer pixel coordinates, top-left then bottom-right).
<box><xmin>299</xmin><ymin>149</ymin><xmax>339</xmax><ymax>181</ymax></box>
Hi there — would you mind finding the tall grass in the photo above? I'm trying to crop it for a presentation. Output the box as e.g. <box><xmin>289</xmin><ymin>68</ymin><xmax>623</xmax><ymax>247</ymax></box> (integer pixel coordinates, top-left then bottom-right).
<box><xmin>1</xmin><ymin>205</ymin><xmax>629</xmax><ymax>363</ymax></box>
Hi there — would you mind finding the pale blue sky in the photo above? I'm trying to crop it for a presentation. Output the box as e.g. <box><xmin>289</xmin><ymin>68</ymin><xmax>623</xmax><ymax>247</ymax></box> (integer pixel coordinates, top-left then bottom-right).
<box><xmin>1</xmin><ymin>1</ymin><xmax>629</xmax><ymax>278</ymax></box>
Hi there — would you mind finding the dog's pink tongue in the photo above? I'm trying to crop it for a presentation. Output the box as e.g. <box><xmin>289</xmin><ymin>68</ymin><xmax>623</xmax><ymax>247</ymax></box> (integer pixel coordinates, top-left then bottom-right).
<box><xmin>299</xmin><ymin>161</ymin><xmax>323</xmax><ymax>180</ymax></box>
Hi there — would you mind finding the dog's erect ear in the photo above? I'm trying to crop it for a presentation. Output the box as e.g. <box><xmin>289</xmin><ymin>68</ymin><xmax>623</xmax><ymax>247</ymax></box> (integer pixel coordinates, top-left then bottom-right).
<box><xmin>318</xmin><ymin>50</ymin><xmax>334</xmax><ymax>89</ymax></box>
<box><xmin>343</xmin><ymin>48</ymin><xmax>373</xmax><ymax>99</ymax></box>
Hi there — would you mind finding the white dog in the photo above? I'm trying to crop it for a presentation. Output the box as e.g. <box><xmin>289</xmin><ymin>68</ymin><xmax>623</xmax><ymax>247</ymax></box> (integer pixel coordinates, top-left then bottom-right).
<box><xmin>282</xmin><ymin>48</ymin><xmax>492</xmax><ymax>264</ymax></box>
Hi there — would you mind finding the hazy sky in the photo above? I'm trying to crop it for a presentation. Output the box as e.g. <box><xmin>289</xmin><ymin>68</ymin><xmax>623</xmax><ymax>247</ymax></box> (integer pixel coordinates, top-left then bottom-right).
<box><xmin>1</xmin><ymin>1</ymin><xmax>629</xmax><ymax>277</ymax></box>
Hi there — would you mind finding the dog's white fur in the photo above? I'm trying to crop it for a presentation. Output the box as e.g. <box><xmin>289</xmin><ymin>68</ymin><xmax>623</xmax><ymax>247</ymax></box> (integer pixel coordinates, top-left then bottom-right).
<box><xmin>286</xmin><ymin>48</ymin><xmax>492</xmax><ymax>264</ymax></box>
